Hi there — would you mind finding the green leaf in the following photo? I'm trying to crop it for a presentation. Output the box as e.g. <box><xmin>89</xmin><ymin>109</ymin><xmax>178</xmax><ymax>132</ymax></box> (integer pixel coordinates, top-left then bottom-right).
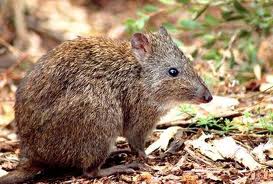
<box><xmin>162</xmin><ymin>22</ymin><xmax>178</xmax><ymax>32</ymax></box>
<box><xmin>204</xmin><ymin>14</ymin><xmax>220</xmax><ymax>27</ymax></box>
<box><xmin>238</xmin><ymin>30</ymin><xmax>251</xmax><ymax>38</ymax></box>
<box><xmin>143</xmin><ymin>5</ymin><xmax>158</xmax><ymax>13</ymax></box>
<box><xmin>177</xmin><ymin>0</ymin><xmax>190</xmax><ymax>4</ymax></box>
<box><xmin>203</xmin><ymin>34</ymin><xmax>216</xmax><ymax>48</ymax></box>
<box><xmin>233</xmin><ymin>0</ymin><xmax>249</xmax><ymax>14</ymax></box>
<box><xmin>202</xmin><ymin>49</ymin><xmax>221</xmax><ymax>62</ymax></box>
<box><xmin>124</xmin><ymin>18</ymin><xmax>138</xmax><ymax>33</ymax></box>
<box><xmin>124</xmin><ymin>16</ymin><xmax>149</xmax><ymax>33</ymax></box>
<box><xmin>158</xmin><ymin>0</ymin><xmax>176</xmax><ymax>5</ymax></box>
<box><xmin>221</xmin><ymin>10</ymin><xmax>244</xmax><ymax>21</ymax></box>
<box><xmin>180</xmin><ymin>19</ymin><xmax>202</xmax><ymax>30</ymax></box>
<box><xmin>221</xmin><ymin>10</ymin><xmax>234</xmax><ymax>20</ymax></box>
<box><xmin>135</xmin><ymin>16</ymin><xmax>149</xmax><ymax>30</ymax></box>
<box><xmin>173</xmin><ymin>38</ymin><xmax>184</xmax><ymax>48</ymax></box>
<box><xmin>195</xmin><ymin>0</ymin><xmax>210</xmax><ymax>4</ymax></box>
<box><xmin>125</xmin><ymin>19</ymin><xmax>136</xmax><ymax>26</ymax></box>
<box><xmin>245</xmin><ymin>41</ymin><xmax>257</xmax><ymax>63</ymax></box>
<box><xmin>256</xmin><ymin>7</ymin><xmax>265</xmax><ymax>17</ymax></box>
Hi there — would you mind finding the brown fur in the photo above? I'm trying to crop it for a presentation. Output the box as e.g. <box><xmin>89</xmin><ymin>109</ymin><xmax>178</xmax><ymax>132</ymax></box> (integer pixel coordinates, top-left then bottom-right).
<box><xmin>0</xmin><ymin>27</ymin><xmax>212</xmax><ymax>183</ymax></box>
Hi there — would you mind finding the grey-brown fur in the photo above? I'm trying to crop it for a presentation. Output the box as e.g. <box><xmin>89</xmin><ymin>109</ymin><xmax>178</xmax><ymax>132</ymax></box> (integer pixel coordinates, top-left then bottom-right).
<box><xmin>0</xmin><ymin>27</ymin><xmax>212</xmax><ymax>183</ymax></box>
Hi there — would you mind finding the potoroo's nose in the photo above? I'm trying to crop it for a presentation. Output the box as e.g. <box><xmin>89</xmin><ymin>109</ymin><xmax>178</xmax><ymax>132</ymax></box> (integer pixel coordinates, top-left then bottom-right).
<box><xmin>196</xmin><ymin>85</ymin><xmax>213</xmax><ymax>103</ymax></box>
<box><xmin>202</xmin><ymin>89</ymin><xmax>213</xmax><ymax>102</ymax></box>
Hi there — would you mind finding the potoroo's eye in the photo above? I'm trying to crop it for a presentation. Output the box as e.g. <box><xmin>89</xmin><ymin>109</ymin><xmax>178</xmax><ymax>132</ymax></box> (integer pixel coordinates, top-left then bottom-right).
<box><xmin>168</xmin><ymin>68</ymin><xmax>179</xmax><ymax>77</ymax></box>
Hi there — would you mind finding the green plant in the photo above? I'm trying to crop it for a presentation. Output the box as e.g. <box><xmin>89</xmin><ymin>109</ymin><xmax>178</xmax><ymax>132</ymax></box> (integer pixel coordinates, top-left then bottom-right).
<box><xmin>258</xmin><ymin>111</ymin><xmax>273</xmax><ymax>133</ymax></box>
<box><xmin>124</xmin><ymin>0</ymin><xmax>273</xmax><ymax>82</ymax></box>
<box><xmin>242</xmin><ymin>111</ymin><xmax>254</xmax><ymax>132</ymax></box>
<box><xmin>196</xmin><ymin>115</ymin><xmax>222</xmax><ymax>130</ymax></box>
<box><xmin>194</xmin><ymin>115</ymin><xmax>236</xmax><ymax>133</ymax></box>
<box><xmin>221</xmin><ymin>119</ymin><xmax>236</xmax><ymax>133</ymax></box>
<box><xmin>179</xmin><ymin>104</ymin><xmax>197</xmax><ymax>117</ymax></box>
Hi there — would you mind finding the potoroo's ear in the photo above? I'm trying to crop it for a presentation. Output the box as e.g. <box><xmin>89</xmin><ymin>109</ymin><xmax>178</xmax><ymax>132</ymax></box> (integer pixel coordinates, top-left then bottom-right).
<box><xmin>131</xmin><ymin>33</ymin><xmax>151</xmax><ymax>60</ymax></box>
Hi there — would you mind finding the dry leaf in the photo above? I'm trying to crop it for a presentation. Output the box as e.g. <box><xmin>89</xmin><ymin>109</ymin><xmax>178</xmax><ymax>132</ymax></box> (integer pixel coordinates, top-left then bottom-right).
<box><xmin>0</xmin><ymin>168</ymin><xmax>7</xmax><ymax>177</ymax></box>
<box><xmin>231</xmin><ymin>176</ymin><xmax>248</xmax><ymax>184</ymax></box>
<box><xmin>185</xmin><ymin>133</ymin><xmax>224</xmax><ymax>161</ymax></box>
<box><xmin>186</xmin><ymin>134</ymin><xmax>263</xmax><ymax>171</ymax></box>
<box><xmin>253</xmin><ymin>64</ymin><xmax>262</xmax><ymax>80</ymax></box>
<box><xmin>145</xmin><ymin>126</ymin><xmax>182</xmax><ymax>155</ymax></box>
<box><xmin>199</xmin><ymin>96</ymin><xmax>239</xmax><ymax>113</ymax></box>
<box><xmin>252</xmin><ymin>138</ymin><xmax>273</xmax><ymax>164</ymax></box>
<box><xmin>139</xmin><ymin>171</ymin><xmax>153</xmax><ymax>182</ymax></box>
<box><xmin>206</xmin><ymin>172</ymin><xmax>221</xmax><ymax>181</ymax></box>
<box><xmin>213</xmin><ymin>137</ymin><xmax>262</xmax><ymax>171</ymax></box>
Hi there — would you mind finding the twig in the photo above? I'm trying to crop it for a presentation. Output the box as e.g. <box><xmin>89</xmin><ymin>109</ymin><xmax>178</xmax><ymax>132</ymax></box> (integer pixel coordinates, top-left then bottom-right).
<box><xmin>26</xmin><ymin>17</ymin><xmax>65</xmax><ymax>42</ymax></box>
<box><xmin>0</xmin><ymin>98</ymin><xmax>15</xmax><ymax>102</ymax></box>
<box><xmin>4</xmin><ymin>53</ymin><xmax>28</xmax><ymax>76</ymax></box>
<box><xmin>248</xmin><ymin>85</ymin><xmax>273</xmax><ymax>99</ymax></box>
<box><xmin>218</xmin><ymin>30</ymin><xmax>239</xmax><ymax>75</ymax></box>
<box><xmin>236</xmin><ymin>85</ymin><xmax>273</xmax><ymax>113</ymax></box>
<box><xmin>12</xmin><ymin>0</ymin><xmax>28</xmax><ymax>49</ymax></box>
<box><xmin>193</xmin><ymin>3</ymin><xmax>210</xmax><ymax>20</ymax></box>
<box><xmin>184</xmin><ymin>145</ymin><xmax>213</xmax><ymax>166</ymax></box>
<box><xmin>184</xmin><ymin>168</ymin><xmax>224</xmax><ymax>173</ymax></box>
<box><xmin>231</xmin><ymin>133</ymin><xmax>271</xmax><ymax>138</ymax></box>
<box><xmin>171</xmin><ymin>153</ymin><xmax>188</xmax><ymax>172</ymax></box>
<box><xmin>157</xmin><ymin>119</ymin><xmax>191</xmax><ymax>129</ymax></box>
<box><xmin>0</xmin><ymin>37</ymin><xmax>22</xmax><ymax>57</ymax></box>
<box><xmin>157</xmin><ymin>111</ymin><xmax>242</xmax><ymax>129</ymax></box>
<box><xmin>0</xmin><ymin>37</ymin><xmax>29</xmax><ymax>77</ymax></box>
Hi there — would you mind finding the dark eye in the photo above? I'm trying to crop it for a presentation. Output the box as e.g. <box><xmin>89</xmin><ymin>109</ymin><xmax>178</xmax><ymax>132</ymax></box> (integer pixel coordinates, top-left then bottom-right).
<box><xmin>168</xmin><ymin>68</ymin><xmax>179</xmax><ymax>77</ymax></box>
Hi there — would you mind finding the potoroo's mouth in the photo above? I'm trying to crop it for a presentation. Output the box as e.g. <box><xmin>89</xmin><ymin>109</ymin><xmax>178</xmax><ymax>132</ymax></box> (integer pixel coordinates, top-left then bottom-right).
<box><xmin>192</xmin><ymin>96</ymin><xmax>213</xmax><ymax>104</ymax></box>
<box><xmin>193</xmin><ymin>85</ymin><xmax>213</xmax><ymax>104</ymax></box>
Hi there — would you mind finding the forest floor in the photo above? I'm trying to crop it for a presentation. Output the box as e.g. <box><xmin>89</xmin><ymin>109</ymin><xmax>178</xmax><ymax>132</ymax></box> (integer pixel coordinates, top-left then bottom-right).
<box><xmin>0</xmin><ymin>0</ymin><xmax>273</xmax><ymax>183</ymax></box>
